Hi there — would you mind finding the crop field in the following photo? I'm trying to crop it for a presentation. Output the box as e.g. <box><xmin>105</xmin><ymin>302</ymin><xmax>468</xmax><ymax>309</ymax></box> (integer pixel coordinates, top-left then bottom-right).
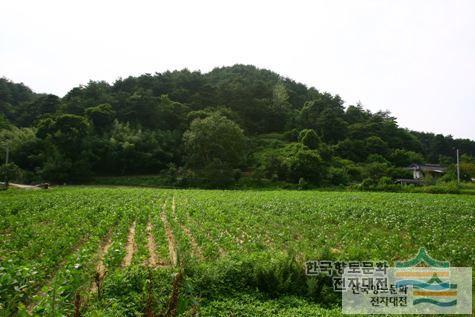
<box><xmin>0</xmin><ymin>187</ymin><xmax>474</xmax><ymax>316</ymax></box>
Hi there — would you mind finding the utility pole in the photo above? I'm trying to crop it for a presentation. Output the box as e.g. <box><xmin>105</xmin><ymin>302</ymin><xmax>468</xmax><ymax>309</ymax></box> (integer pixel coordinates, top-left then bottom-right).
<box><xmin>456</xmin><ymin>149</ymin><xmax>460</xmax><ymax>185</ymax></box>
<box><xmin>4</xmin><ymin>146</ymin><xmax>9</xmax><ymax>189</ymax></box>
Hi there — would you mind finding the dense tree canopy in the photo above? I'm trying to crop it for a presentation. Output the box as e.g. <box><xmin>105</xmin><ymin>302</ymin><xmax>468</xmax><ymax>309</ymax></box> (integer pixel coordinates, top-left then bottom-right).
<box><xmin>0</xmin><ymin>65</ymin><xmax>474</xmax><ymax>186</ymax></box>
<box><xmin>183</xmin><ymin>113</ymin><xmax>246</xmax><ymax>169</ymax></box>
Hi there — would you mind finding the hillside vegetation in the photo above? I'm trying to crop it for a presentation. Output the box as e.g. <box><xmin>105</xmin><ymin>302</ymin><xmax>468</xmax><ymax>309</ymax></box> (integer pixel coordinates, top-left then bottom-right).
<box><xmin>1</xmin><ymin>65</ymin><xmax>475</xmax><ymax>187</ymax></box>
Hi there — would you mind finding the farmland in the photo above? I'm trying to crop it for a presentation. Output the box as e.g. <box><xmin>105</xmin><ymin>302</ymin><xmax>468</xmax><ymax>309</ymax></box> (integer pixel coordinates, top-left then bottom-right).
<box><xmin>0</xmin><ymin>187</ymin><xmax>474</xmax><ymax>316</ymax></box>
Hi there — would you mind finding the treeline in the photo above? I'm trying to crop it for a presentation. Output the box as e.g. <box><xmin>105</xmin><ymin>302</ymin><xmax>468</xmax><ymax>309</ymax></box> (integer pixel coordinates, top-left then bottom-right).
<box><xmin>1</xmin><ymin>64</ymin><xmax>474</xmax><ymax>187</ymax></box>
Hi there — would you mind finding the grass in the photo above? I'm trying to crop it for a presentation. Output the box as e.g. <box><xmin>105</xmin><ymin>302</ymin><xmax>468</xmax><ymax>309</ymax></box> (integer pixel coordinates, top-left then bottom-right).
<box><xmin>1</xmin><ymin>187</ymin><xmax>474</xmax><ymax>315</ymax></box>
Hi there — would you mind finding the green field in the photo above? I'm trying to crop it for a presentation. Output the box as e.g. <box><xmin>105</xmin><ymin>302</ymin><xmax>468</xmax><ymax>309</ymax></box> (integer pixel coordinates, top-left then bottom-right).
<box><xmin>1</xmin><ymin>187</ymin><xmax>474</xmax><ymax>316</ymax></box>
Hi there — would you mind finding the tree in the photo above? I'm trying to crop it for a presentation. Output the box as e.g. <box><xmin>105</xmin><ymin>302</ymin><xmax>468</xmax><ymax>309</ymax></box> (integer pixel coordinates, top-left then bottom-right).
<box><xmin>183</xmin><ymin>113</ymin><xmax>246</xmax><ymax>170</ymax></box>
<box><xmin>85</xmin><ymin>103</ymin><xmax>116</xmax><ymax>132</ymax></box>
<box><xmin>460</xmin><ymin>162</ymin><xmax>475</xmax><ymax>181</ymax></box>
<box><xmin>187</xmin><ymin>106</ymin><xmax>240</xmax><ymax>125</ymax></box>
<box><xmin>389</xmin><ymin>149</ymin><xmax>424</xmax><ymax>167</ymax></box>
<box><xmin>266</xmin><ymin>82</ymin><xmax>291</xmax><ymax>131</ymax></box>
<box><xmin>37</xmin><ymin>114</ymin><xmax>89</xmax><ymax>155</ymax></box>
<box><xmin>0</xmin><ymin>127</ymin><xmax>40</xmax><ymax>176</ymax></box>
<box><xmin>365</xmin><ymin>136</ymin><xmax>389</xmax><ymax>157</ymax></box>
<box><xmin>17</xmin><ymin>94</ymin><xmax>60</xmax><ymax>126</ymax></box>
<box><xmin>1</xmin><ymin>65</ymin><xmax>475</xmax><ymax>188</ymax></box>
<box><xmin>62</xmin><ymin>81</ymin><xmax>113</xmax><ymax>115</ymax></box>
<box><xmin>362</xmin><ymin>162</ymin><xmax>391</xmax><ymax>182</ymax></box>
<box><xmin>282</xmin><ymin>143</ymin><xmax>325</xmax><ymax>183</ymax></box>
<box><xmin>0</xmin><ymin>78</ymin><xmax>36</xmax><ymax>123</ymax></box>
<box><xmin>298</xmin><ymin>129</ymin><xmax>321</xmax><ymax>150</ymax></box>
<box><xmin>105</xmin><ymin>120</ymin><xmax>178</xmax><ymax>175</ymax></box>
<box><xmin>335</xmin><ymin>138</ymin><xmax>367</xmax><ymax>162</ymax></box>
<box><xmin>36</xmin><ymin>114</ymin><xmax>92</xmax><ymax>181</ymax></box>
<box><xmin>0</xmin><ymin>162</ymin><xmax>21</xmax><ymax>185</ymax></box>
<box><xmin>299</xmin><ymin>95</ymin><xmax>348</xmax><ymax>143</ymax></box>
<box><xmin>255</xmin><ymin>143</ymin><xmax>326</xmax><ymax>183</ymax></box>
<box><xmin>155</xmin><ymin>95</ymin><xmax>189</xmax><ymax>131</ymax></box>
<box><xmin>345</xmin><ymin>104</ymin><xmax>370</xmax><ymax>124</ymax></box>
<box><xmin>0</xmin><ymin>114</ymin><xmax>9</xmax><ymax>129</ymax></box>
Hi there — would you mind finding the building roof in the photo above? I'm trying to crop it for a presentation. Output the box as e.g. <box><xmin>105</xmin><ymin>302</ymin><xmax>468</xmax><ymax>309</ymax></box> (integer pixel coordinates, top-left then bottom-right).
<box><xmin>408</xmin><ymin>163</ymin><xmax>446</xmax><ymax>173</ymax></box>
<box><xmin>395</xmin><ymin>178</ymin><xmax>423</xmax><ymax>185</ymax></box>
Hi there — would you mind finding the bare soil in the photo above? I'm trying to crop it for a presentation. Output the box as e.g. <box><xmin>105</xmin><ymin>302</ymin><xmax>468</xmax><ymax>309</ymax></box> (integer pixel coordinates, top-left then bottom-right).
<box><xmin>122</xmin><ymin>222</ymin><xmax>136</xmax><ymax>267</ymax></box>
<box><xmin>172</xmin><ymin>196</ymin><xmax>203</xmax><ymax>260</ymax></box>
<box><xmin>91</xmin><ymin>231</ymin><xmax>113</xmax><ymax>292</ymax></box>
<box><xmin>146</xmin><ymin>221</ymin><xmax>167</xmax><ymax>267</ymax></box>
<box><xmin>160</xmin><ymin>201</ymin><xmax>177</xmax><ymax>266</ymax></box>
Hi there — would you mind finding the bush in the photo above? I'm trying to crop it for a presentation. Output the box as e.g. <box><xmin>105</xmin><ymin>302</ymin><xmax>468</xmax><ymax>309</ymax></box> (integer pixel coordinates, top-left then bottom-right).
<box><xmin>414</xmin><ymin>182</ymin><xmax>460</xmax><ymax>194</ymax></box>
<box><xmin>298</xmin><ymin>177</ymin><xmax>308</xmax><ymax>190</ymax></box>
<box><xmin>298</xmin><ymin>129</ymin><xmax>321</xmax><ymax>149</ymax></box>
<box><xmin>360</xmin><ymin>178</ymin><xmax>375</xmax><ymax>190</ymax></box>
<box><xmin>187</xmin><ymin>253</ymin><xmax>336</xmax><ymax>305</ymax></box>
<box><xmin>192</xmin><ymin>160</ymin><xmax>240</xmax><ymax>188</ymax></box>
<box><xmin>0</xmin><ymin>162</ymin><xmax>22</xmax><ymax>183</ymax></box>
<box><xmin>378</xmin><ymin>176</ymin><xmax>392</xmax><ymax>186</ymax></box>
<box><xmin>254</xmin><ymin>143</ymin><xmax>327</xmax><ymax>184</ymax></box>
<box><xmin>326</xmin><ymin>167</ymin><xmax>350</xmax><ymax>186</ymax></box>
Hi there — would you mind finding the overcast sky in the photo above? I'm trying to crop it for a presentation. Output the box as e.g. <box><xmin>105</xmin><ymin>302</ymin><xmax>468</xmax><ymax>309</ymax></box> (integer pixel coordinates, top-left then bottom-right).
<box><xmin>1</xmin><ymin>0</ymin><xmax>474</xmax><ymax>139</ymax></box>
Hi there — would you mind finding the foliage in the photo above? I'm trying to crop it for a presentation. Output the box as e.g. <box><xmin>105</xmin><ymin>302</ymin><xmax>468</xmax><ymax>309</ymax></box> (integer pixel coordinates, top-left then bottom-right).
<box><xmin>2</xmin><ymin>187</ymin><xmax>473</xmax><ymax>315</ymax></box>
<box><xmin>1</xmin><ymin>66</ymin><xmax>474</xmax><ymax>186</ymax></box>
<box><xmin>85</xmin><ymin>103</ymin><xmax>116</xmax><ymax>132</ymax></box>
<box><xmin>254</xmin><ymin>143</ymin><xmax>327</xmax><ymax>183</ymax></box>
<box><xmin>389</xmin><ymin>149</ymin><xmax>424</xmax><ymax>167</ymax></box>
<box><xmin>0</xmin><ymin>162</ymin><xmax>22</xmax><ymax>182</ymax></box>
<box><xmin>183</xmin><ymin>113</ymin><xmax>246</xmax><ymax>172</ymax></box>
<box><xmin>460</xmin><ymin>162</ymin><xmax>475</xmax><ymax>181</ymax></box>
<box><xmin>298</xmin><ymin>129</ymin><xmax>321</xmax><ymax>149</ymax></box>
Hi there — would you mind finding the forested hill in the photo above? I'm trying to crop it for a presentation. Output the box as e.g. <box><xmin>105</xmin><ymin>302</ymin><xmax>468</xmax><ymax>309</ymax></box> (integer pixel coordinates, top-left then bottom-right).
<box><xmin>1</xmin><ymin>64</ymin><xmax>474</xmax><ymax>186</ymax></box>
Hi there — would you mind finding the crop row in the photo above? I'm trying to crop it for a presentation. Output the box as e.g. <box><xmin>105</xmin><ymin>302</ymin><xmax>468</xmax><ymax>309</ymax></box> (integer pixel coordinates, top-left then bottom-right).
<box><xmin>1</xmin><ymin>187</ymin><xmax>474</xmax><ymax>316</ymax></box>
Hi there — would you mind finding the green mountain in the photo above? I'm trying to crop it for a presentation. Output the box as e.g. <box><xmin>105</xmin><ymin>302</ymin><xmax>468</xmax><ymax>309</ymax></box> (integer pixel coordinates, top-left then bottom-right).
<box><xmin>1</xmin><ymin>65</ymin><xmax>474</xmax><ymax>186</ymax></box>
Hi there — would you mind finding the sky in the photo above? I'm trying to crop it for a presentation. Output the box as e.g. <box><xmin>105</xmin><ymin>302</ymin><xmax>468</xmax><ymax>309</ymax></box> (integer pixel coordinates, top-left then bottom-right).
<box><xmin>1</xmin><ymin>0</ymin><xmax>474</xmax><ymax>140</ymax></box>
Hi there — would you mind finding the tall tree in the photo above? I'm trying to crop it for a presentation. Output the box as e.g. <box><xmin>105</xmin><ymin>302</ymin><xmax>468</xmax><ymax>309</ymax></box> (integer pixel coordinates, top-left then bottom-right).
<box><xmin>183</xmin><ymin>113</ymin><xmax>246</xmax><ymax>169</ymax></box>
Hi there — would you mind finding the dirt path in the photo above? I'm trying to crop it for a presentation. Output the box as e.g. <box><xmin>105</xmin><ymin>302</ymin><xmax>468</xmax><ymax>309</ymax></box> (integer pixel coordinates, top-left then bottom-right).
<box><xmin>8</xmin><ymin>182</ymin><xmax>40</xmax><ymax>190</ymax></box>
<box><xmin>172</xmin><ymin>196</ymin><xmax>204</xmax><ymax>260</ymax></box>
<box><xmin>91</xmin><ymin>231</ymin><xmax>113</xmax><ymax>292</ymax></box>
<box><xmin>146</xmin><ymin>221</ymin><xmax>165</xmax><ymax>267</ymax></box>
<box><xmin>160</xmin><ymin>201</ymin><xmax>177</xmax><ymax>266</ymax></box>
<box><xmin>122</xmin><ymin>222</ymin><xmax>136</xmax><ymax>267</ymax></box>
<box><xmin>180</xmin><ymin>223</ymin><xmax>204</xmax><ymax>260</ymax></box>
